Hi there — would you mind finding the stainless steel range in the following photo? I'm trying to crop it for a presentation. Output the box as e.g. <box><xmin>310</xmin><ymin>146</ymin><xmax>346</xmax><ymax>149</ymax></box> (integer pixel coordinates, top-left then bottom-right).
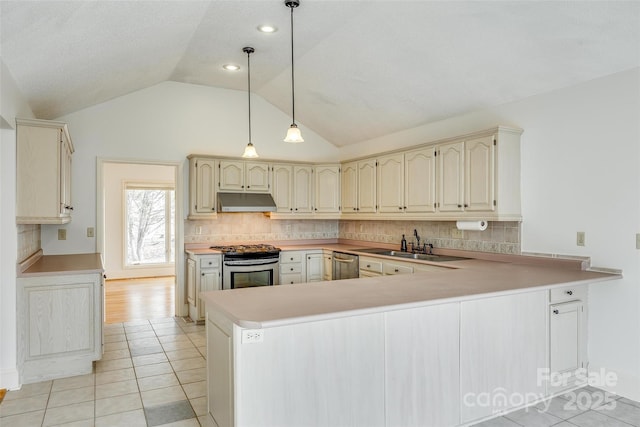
<box><xmin>210</xmin><ymin>244</ymin><xmax>281</xmax><ymax>290</ymax></box>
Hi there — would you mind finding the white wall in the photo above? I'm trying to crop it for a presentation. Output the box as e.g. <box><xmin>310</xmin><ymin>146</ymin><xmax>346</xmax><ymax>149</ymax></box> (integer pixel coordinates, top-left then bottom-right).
<box><xmin>343</xmin><ymin>68</ymin><xmax>640</xmax><ymax>400</ymax></box>
<box><xmin>0</xmin><ymin>58</ymin><xmax>35</xmax><ymax>390</ymax></box>
<box><xmin>103</xmin><ymin>162</ymin><xmax>175</xmax><ymax>279</ymax></box>
<box><xmin>42</xmin><ymin>81</ymin><xmax>341</xmax><ymax>255</ymax></box>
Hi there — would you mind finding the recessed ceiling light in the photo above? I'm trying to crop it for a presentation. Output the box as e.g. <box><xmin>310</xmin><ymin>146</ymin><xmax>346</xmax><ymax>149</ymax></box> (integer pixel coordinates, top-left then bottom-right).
<box><xmin>257</xmin><ymin>24</ymin><xmax>277</xmax><ymax>33</ymax></box>
<box><xmin>223</xmin><ymin>64</ymin><xmax>240</xmax><ymax>71</ymax></box>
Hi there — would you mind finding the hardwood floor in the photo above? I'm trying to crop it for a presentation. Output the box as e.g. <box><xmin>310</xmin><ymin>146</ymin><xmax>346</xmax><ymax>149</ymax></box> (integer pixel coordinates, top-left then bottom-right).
<box><xmin>105</xmin><ymin>276</ymin><xmax>175</xmax><ymax>324</ymax></box>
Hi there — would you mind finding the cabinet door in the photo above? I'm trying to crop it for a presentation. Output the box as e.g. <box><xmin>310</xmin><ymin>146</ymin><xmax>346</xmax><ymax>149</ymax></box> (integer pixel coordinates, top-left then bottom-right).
<box><xmin>385</xmin><ymin>303</ymin><xmax>460</xmax><ymax>427</ymax></box>
<box><xmin>405</xmin><ymin>147</ymin><xmax>437</xmax><ymax>213</ymax></box>
<box><xmin>306</xmin><ymin>253</ymin><xmax>323</xmax><ymax>282</ymax></box>
<box><xmin>323</xmin><ymin>252</ymin><xmax>332</xmax><ymax>281</ymax></box>
<box><xmin>465</xmin><ymin>135</ymin><xmax>495</xmax><ymax>211</ymax></box>
<box><xmin>438</xmin><ymin>141</ymin><xmax>464</xmax><ymax>212</ymax></box>
<box><xmin>341</xmin><ymin>161</ymin><xmax>358</xmax><ymax>213</ymax></box>
<box><xmin>219</xmin><ymin>160</ymin><xmax>245</xmax><ymax>191</ymax></box>
<box><xmin>272</xmin><ymin>164</ymin><xmax>293</xmax><ymax>213</ymax></box>
<box><xmin>293</xmin><ymin>166</ymin><xmax>313</xmax><ymax>213</ymax></box>
<box><xmin>59</xmin><ymin>131</ymin><xmax>73</xmax><ymax>214</ymax></box>
<box><xmin>358</xmin><ymin>159</ymin><xmax>377</xmax><ymax>213</ymax></box>
<box><xmin>460</xmin><ymin>291</ymin><xmax>546</xmax><ymax>423</ymax></box>
<box><xmin>199</xmin><ymin>268</ymin><xmax>220</xmax><ymax>320</ymax></box>
<box><xmin>549</xmin><ymin>301</ymin><xmax>586</xmax><ymax>392</ymax></box>
<box><xmin>186</xmin><ymin>257</ymin><xmax>196</xmax><ymax>307</ymax></box>
<box><xmin>245</xmin><ymin>162</ymin><xmax>270</xmax><ymax>192</ymax></box>
<box><xmin>383</xmin><ymin>262</ymin><xmax>413</xmax><ymax>275</ymax></box>
<box><xmin>314</xmin><ymin>165</ymin><xmax>341</xmax><ymax>213</ymax></box>
<box><xmin>192</xmin><ymin>158</ymin><xmax>217</xmax><ymax>214</ymax></box>
<box><xmin>377</xmin><ymin>154</ymin><xmax>404</xmax><ymax>213</ymax></box>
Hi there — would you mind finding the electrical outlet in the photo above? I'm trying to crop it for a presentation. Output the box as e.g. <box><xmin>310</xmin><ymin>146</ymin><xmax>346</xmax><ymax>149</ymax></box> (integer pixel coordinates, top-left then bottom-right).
<box><xmin>576</xmin><ymin>231</ymin><xmax>586</xmax><ymax>247</ymax></box>
<box><xmin>286</xmin><ymin>224</ymin><xmax>292</xmax><ymax>233</ymax></box>
<box><xmin>57</xmin><ymin>229</ymin><xmax>67</xmax><ymax>240</ymax></box>
<box><xmin>87</xmin><ymin>227</ymin><xmax>95</xmax><ymax>238</ymax></box>
<box><xmin>452</xmin><ymin>229</ymin><xmax>464</xmax><ymax>239</ymax></box>
<box><xmin>241</xmin><ymin>329</ymin><xmax>264</xmax><ymax>344</ymax></box>
<box><xmin>195</xmin><ymin>225</ymin><xmax>202</xmax><ymax>235</ymax></box>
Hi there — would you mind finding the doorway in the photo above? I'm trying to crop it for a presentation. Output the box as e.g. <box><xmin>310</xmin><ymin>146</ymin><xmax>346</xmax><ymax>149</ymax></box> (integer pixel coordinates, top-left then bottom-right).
<box><xmin>98</xmin><ymin>159</ymin><xmax>184</xmax><ymax>323</ymax></box>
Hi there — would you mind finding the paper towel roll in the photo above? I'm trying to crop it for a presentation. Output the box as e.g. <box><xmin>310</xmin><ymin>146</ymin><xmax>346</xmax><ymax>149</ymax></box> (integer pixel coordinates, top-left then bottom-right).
<box><xmin>456</xmin><ymin>220</ymin><xmax>488</xmax><ymax>231</ymax></box>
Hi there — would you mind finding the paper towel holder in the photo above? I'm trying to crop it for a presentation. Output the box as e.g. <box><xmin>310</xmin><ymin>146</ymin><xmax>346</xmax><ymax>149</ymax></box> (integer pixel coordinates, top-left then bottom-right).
<box><xmin>456</xmin><ymin>220</ymin><xmax>488</xmax><ymax>231</ymax></box>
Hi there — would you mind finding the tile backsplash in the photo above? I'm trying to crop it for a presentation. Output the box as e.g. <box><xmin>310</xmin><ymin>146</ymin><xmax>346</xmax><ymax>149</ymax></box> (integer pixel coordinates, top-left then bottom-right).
<box><xmin>339</xmin><ymin>220</ymin><xmax>521</xmax><ymax>255</ymax></box>
<box><xmin>184</xmin><ymin>213</ymin><xmax>339</xmax><ymax>244</ymax></box>
<box><xmin>185</xmin><ymin>214</ymin><xmax>520</xmax><ymax>255</ymax></box>
<box><xmin>18</xmin><ymin>224</ymin><xmax>41</xmax><ymax>262</ymax></box>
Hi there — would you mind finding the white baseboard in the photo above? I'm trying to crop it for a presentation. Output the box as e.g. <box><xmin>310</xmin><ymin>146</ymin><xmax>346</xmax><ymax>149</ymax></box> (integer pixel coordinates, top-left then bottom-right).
<box><xmin>0</xmin><ymin>367</ymin><xmax>21</xmax><ymax>390</ymax></box>
<box><xmin>589</xmin><ymin>365</ymin><xmax>640</xmax><ymax>402</ymax></box>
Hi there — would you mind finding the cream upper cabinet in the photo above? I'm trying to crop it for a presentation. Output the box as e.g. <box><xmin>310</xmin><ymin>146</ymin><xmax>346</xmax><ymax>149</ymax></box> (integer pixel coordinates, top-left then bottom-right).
<box><xmin>272</xmin><ymin>164</ymin><xmax>294</xmax><ymax>213</ymax></box>
<box><xmin>358</xmin><ymin>159</ymin><xmax>377</xmax><ymax>213</ymax></box>
<box><xmin>314</xmin><ymin>165</ymin><xmax>341</xmax><ymax>213</ymax></box>
<box><xmin>293</xmin><ymin>166</ymin><xmax>313</xmax><ymax>213</ymax></box>
<box><xmin>405</xmin><ymin>147</ymin><xmax>437</xmax><ymax>213</ymax></box>
<box><xmin>188</xmin><ymin>157</ymin><xmax>217</xmax><ymax>219</ymax></box>
<box><xmin>377</xmin><ymin>153</ymin><xmax>404</xmax><ymax>213</ymax></box>
<box><xmin>465</xmin><ymin>135</ymin><xmax>495</xmax><ymax>212</ymax></box>
<box><xmin>341</xmin><ymin>161</ymin><xmax>358</xmax><ymax>213</ymax></box>
<box><xmin>17</xmin><ymin>118</ymin><xmax>74</xmax><ymax>224</ymax></box>
<box><xmin>437</xmin><ymin>141</ymin><xmax>465</xmax><ymax>213</ymax></box>
<box><xmin>219</xmin><ymin>160</ymin><xmax>270</xmax><ymax>192</ymax></box>
<box><xmin>342</xmin><ymin>159</ymin><xmax>376</xmax><ymax>214</ymax></box>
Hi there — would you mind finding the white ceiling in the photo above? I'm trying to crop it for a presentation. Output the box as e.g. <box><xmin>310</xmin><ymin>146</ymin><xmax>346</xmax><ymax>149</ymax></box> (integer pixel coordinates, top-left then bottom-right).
<box><xmin>2</xmin><ymin>0</ymin><xmax>639</xmax><ymax>146</ymax></box>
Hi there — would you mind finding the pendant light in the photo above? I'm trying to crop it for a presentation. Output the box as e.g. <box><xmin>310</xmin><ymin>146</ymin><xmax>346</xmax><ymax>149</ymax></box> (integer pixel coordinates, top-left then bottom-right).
<box><xmin>242</xmin><ymin>46</ymin><xmax>259</xmax><ymax>158</ymax></box>
<box><xmin>283</xmin><ymin>0</ymin><xmax>304</xmax><ymax>143</ymax></box>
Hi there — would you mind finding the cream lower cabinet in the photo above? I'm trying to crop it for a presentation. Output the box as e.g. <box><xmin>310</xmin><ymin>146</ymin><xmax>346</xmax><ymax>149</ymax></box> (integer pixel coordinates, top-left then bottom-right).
<box><xmin>548</xmin><ymin>285</ymin><xmax>588</xmax><ymax>394</ymax></box>
<box><xmin>187</xmin><ymin>253</ymin><xmax>221</xmax><ymax>322</ymax></box>
<box><xmin>305</xmin><ymin>251</ymin><xmax>323</xmax><ymax>282</ymax></box>
<box><xmin>17</xmin><ymin>118</ymin><xmax>74</xmax><ymax>224</ymax></box>
<box><xmin>17</xmin><ymin>273</ymin><xmax>103</xmax><ymax>383</ymax></box>
<box><xmin>279</xmin><ymin>251</ymin><xmax>305</xmax><ymax>285</ymax></box>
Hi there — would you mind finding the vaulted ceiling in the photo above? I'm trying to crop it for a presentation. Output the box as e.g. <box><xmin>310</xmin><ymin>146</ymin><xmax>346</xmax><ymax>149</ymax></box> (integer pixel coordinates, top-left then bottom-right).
<box><xmin>2</xmin><ymin>0</ymin><xmax>639</xmax><ymax>146</ymax></box>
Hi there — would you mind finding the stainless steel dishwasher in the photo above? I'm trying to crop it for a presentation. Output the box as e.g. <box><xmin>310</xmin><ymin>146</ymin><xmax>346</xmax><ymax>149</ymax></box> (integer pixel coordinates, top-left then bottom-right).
<box><xmin>332</xmin><ymin>251</ymin><xmax>359</xmax><ymax>280</ymax></box>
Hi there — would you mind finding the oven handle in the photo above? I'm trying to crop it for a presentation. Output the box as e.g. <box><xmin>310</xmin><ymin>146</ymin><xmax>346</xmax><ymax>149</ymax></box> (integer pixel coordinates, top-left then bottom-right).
<box><xmin>224</xmin><ymin>258</ymin><xmax>279</xmax><ymax>266</ymax></box>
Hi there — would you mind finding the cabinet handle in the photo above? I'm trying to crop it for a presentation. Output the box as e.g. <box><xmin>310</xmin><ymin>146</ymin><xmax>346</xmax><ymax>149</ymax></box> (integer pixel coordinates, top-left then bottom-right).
<box><xmin>103</xmin><ymin>274</ymin><xmax>107</xmax><ymax>279</ymax></box>
<box><xmin>403</xmin><ymin>206</ymin><xmax>407</xmax><ymax>210</ymax></box>
<box><xmin>457</xmin><ymin>204</ymin><xmax>462</xmax><ymax>208</ymax></box>
<box><xmin>398</xmin><ymin>207</ymin><xmax>402</xmax><ymax>210</ymax></box>
<box><xmin>553</xmin><ymin>309</ymin><xmax>559</xmax><ymax>314</ymax></box>
<box><xmin>566</xmin><ymin>290</ymin><xmax>573</xmax><ymax>295</ymax></box>
<box><xmin>464</xmin><ymin>204</ymin><xmax>468</xmax><ymax>208</ymax></box>
<box><xmin>394</xmin><ymin>268</ymin><xmax>399</xmax><ymax>272</ymax></box>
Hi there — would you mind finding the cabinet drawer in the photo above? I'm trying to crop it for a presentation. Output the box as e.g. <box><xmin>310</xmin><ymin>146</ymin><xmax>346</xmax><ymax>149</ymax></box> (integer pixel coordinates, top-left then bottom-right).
<box><xmin>384</xmin><ymin>263</ymin><xmax>414</xmax><ymax>275</ymax></box>
<box><xmin>359</xmin><ymin>259</ymin><xmax>383</xmax><ymax>274</ymax></box>
<box><xmin>282</xmin><ymin>264</ymin><xmax>302</xmax><ymax>274</ymax></box>
<box><xmin>281</xmin><ymin>252</ymin><xmax>303</xmax><ymax>263</ymax></box>
<box><xmin>550</xmin><ymin>286</ymin><xmax>586</xmax><ymax>303</ymax></box>
<box><xmin>359</xmin><ymin>270</ymin><xmax>382</xmax><ymax>278</ymax></box>
<box><xmin>199</xmin><ymin>257</ymin><xmax>220</xmax><ymax>269</ymax></box>
<box><xmin>280</xmin><ymin>273</ymin><xmax>303</xmax><ymax>285</ymax></box>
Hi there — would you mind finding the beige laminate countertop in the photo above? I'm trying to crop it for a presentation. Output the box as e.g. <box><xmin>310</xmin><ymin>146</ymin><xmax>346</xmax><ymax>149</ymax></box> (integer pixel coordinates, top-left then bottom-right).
<box><xmin>19</xmin><ymin>253</ymin><xmax>104</xmax><ymax>277</ymax></box>
<box><xmin>200</xmin><ymin>256</ymin><xmax>621</xmax><ymax>329</ymax></box>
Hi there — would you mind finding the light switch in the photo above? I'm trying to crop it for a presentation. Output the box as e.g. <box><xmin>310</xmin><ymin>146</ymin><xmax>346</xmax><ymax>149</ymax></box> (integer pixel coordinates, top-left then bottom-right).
<box><xmin>87</xmin><ymin>227</ymin><xmax>95</xmax><ymax>238</ymax></box>
<box><xmin>58</xmin><ymin>229</ymin><xmax>67</xmax><ymax>240</ymax></box>
<box><xmin>576</xmin><ymin>231</ymin><xmax>585</xmax><ymax>247</ymax></box>
<box><xmin>636</xmin><ymin>233</ymin><xmax>640</xmax><ymax>250</ymax></box>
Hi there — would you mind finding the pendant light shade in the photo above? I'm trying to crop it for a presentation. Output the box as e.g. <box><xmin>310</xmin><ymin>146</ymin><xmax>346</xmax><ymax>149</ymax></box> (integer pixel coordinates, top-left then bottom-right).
<box><xmin>284</xmin><ymin>0</ymin><xmax>304</xmax><ymax>143</ymax></box>
<box><xmin>242</xmin><ymin>46</ymin><xmax>259</xmax><ymax>158</ymax></box>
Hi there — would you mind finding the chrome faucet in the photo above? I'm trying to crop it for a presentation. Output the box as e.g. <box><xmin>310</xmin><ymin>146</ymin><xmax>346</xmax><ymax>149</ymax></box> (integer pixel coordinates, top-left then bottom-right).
<box><xmin>413</xmin><ymin>229</ymin><xmax>420</xmax><ymax>248</ymax></box>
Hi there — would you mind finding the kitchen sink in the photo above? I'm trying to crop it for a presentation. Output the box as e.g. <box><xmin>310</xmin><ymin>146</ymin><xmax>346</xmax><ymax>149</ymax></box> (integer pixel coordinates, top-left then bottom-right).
<box><xmin>356</xmin><ymin>248</ymin><xmax>469</xmax><ymax>262</ymax></box>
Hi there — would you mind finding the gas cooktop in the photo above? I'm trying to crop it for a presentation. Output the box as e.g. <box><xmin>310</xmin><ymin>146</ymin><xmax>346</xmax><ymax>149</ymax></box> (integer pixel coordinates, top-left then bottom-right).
<box><xmin>209</xmin><ymin>244</ymin><xmax>281</xmax><ymax>255</ymax></box>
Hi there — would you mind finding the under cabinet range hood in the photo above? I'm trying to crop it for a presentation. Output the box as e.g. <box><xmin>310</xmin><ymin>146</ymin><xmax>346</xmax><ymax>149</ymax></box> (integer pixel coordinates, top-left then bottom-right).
<box><xmin>217</xmin><ymin>192</ymin><xmax>277</xmax><ymax>213</ymax></box>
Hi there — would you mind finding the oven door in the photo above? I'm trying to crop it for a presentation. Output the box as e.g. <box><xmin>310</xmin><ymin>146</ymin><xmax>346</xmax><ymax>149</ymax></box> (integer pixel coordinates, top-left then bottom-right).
<box><xmin>223</xmin><ymin>258</ymin><xmax>280</xmax><ymax>290</ymax></box>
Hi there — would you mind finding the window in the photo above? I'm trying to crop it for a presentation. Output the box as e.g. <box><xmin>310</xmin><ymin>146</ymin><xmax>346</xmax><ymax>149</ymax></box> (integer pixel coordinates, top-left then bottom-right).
<box><xmin>124</xmin><ymin>183</ymin><xmax>175</xmax><ymax>267</ymax></box>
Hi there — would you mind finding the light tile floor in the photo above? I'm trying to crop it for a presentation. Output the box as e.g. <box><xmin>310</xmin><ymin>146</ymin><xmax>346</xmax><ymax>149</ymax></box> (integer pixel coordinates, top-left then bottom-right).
<box><xmin>472</xmin><ymin>385</ymin><xmax>640</xmax><ymax>427</ymax></box>
<box><xmin>3</xmin><ymin>317</ymin><xmax>640</xmax><ymax>427</ymax></box>
<box><xmin>0</xmin><ymin>317</ymin><xmax>215</xmax><ymax>427</ymax></box>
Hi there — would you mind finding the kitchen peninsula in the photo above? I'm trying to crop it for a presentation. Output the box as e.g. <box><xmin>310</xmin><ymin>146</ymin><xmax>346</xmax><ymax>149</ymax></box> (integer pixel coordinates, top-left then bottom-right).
<box><xmin>201</xmin><ymin>250</ymin><xmax>620</xmax><ymax>427</ymax></box>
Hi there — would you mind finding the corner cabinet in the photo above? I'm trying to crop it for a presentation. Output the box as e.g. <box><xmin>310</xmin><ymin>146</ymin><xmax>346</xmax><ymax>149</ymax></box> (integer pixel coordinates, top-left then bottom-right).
<box><xmin>16</xmin><ymin>118</ymin><xmax>75</xmax><ymax>224</ymax></box>
<box><xmin>186</xmin><ymin>253</ymin><xmax>221</xmax><ymax>322</ymax></box>
<box><xmin>17</xmin><ymin>272</ymin><xmax>104</xmax><ymax>383</ymax></box>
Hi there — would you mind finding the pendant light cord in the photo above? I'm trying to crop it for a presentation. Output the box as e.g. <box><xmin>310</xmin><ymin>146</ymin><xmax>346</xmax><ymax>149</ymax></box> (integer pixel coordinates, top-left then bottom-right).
<box><xmin>290</xmin><ymin>4</ymin><xmax>296</xmax><ymax>125</ymax></box>
<box><xmin>247</xmin><ymin>49</ymin><xmax>252</xmax><ymax>144</ymax></box>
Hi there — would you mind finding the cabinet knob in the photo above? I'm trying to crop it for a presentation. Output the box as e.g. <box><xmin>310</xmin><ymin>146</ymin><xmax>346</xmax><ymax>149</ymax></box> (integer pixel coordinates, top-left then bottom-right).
<box><xmin>247</xmin><ymin>186</ymin><xmax>250</xmax><ymax>188</ymax></box>
<box><xmin>457</xmin><ymin>204</ymin><xmax>462</xmax><ymax>208</ymax></box>
<box><xmin>403</xmin><ymin>206</ymin><xmax>407</xmax><ymax>210</ymax></box>
<box><xmin>566</xmin><ymin>290</ymin><xmax>573</xmax><ymax>295</ymax></box>
<box><xmin>553</xmin><ymin>309</ymin><xmax>559</xmax><ymax>314</ymax></box>
<box><xmin>295</xmin><ymin>208</ymin><xmax>298</xmax><ymax>211</ymax></box>
<box><xmin>202</xmin><ymin>273</ymin><xmax>205</xmax><ymax>276</ymax></box>
<box><xmin>290</xmin><ymin>208</ymin><xmax>293</xmax><ymax>211</ymax></box>
<box><xmin>367</xmin><ymin>264</ymin><xmax>371</xmax><ymax>268</ymax></box>
<box><xmin>353</xmin><ymin>208</ymin><xmax>356</xmax><ymax>211</ymax></box>
<box><xmin>103</xmin><ymin>274</ymin><xmax>107</xmax><ymax>279</ymax></box>
<box><xmin>398</xmin><ymin>207</ymin><xmax>402</xmax><ymax>210</ymax></box>
<box><xmin>464</xmin><ymin>204</ymin><xmax>468</xmax><ymax>208</ymax></box>
<box><xmin>394</xmin><ymin>268</ymin><xmax>399</xmax><ymax>272</ymax></box>
<box><xmin>290</xmin><ymin>268</ymin><xmax>294</xmax><ymax>271</ymax></box>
